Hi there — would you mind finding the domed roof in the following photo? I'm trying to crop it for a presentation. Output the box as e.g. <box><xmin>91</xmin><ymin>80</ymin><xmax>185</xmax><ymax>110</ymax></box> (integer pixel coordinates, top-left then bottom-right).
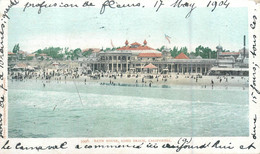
<box><xmin>216</xmin><ymin>45</ymin><xmax>223</xmax><ymax>49</ymax></box>
<box><xmin>196</xmin><ymin>56</ymin><xmax>202</xmax><ymax>59</ymax></box>
<box><xmin>163</xmin><ymin>47</ymin><xmax>171</xmax><ymax>52</ymax></box>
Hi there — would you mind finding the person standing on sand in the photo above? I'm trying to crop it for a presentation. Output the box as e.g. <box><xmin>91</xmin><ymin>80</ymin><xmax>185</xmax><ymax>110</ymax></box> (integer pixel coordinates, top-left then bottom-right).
<box><xmin>211</xmin><ymin>79</ymin><xmax>214</xmax><ymax>89</ymax></box>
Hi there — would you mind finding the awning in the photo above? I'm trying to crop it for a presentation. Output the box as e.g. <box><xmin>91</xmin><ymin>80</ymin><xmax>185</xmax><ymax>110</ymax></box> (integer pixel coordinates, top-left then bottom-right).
<box><xmin>27</xmin><ymin>66</ymin><xmax>35</xmax><ymax>70</ymax></box>
<box><xmin>144</xmin><ymin>63</ymin><xmax>157</xmax><ymax>69</ymax></box>
<box><xmin>210</xmin><ymin>67</ymin><xmax>248</xmax><ymax>72</ymax></box>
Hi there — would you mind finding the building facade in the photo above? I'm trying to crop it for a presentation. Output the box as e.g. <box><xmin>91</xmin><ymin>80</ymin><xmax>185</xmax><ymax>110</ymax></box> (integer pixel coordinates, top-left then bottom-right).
<box><xmin>83</xmin><ymin>40</ymin><xmax>217</xmax><ymax>75</ymax></box>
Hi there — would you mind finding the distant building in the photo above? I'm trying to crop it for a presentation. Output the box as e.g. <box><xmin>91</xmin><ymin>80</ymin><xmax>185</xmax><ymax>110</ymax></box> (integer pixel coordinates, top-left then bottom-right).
<box><xmin>8</xmin><ymin>52</ymin><xmax>17</xmax><ymax>61</ymax></box>
<box><xmin>26</xmin><ymin>54</ymin><xmax>36</xmax><ymax>60</ymax></box>
<box><xmin>17</xmin><ymin>51</ymin><xmax>27</xmax><ymax>60</ymax></box>
<box><xmin>208</xmin><ymin>44</ymin><xmax>249</xmax><ymax>76</ymax></box>
<box><xmin>82</xmin><ymin>48</ymin><xmax>101</xmax><ymax>53</ymax></box>
<box><xmin>216</xmin><ymin>44</ymin><xmax>248</xmax><ymax>68</ymax></box>
<box><xmin>37</xmin><ymin>53</ymin><xmax>48</xmax><ymax>60</ymax></box>
<box><xmin>219</xmin><ymin>52</ymin><xmax>240</xmax><ymax>60</ymax></box>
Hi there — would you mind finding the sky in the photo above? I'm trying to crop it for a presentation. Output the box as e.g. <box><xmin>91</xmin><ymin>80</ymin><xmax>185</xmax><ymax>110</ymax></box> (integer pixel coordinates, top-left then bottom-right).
<box><xmin>8</xmin><ymin>7</ymin><xmax>248</xmax><ymax>53</ymax></box>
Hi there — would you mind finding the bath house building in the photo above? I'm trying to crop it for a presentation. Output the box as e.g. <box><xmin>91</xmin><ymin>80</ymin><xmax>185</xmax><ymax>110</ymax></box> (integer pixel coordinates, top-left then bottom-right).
<box><xmin>83</xmin><ymin>40</ymin><xmax>216</xmax><ymax>75</ymax></box>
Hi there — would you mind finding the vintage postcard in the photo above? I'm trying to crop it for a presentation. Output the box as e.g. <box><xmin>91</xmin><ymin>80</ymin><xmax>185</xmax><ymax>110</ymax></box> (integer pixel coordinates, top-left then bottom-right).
<box><xmin>0</xmin><ymin>0</ymin><xmax>259</xmax><ymax>153</ymax></box>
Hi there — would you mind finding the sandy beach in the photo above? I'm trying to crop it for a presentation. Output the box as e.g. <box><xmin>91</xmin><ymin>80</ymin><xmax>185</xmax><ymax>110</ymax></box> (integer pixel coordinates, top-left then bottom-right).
<box><xmin>8</xmin><ymin>70</ymin><xmax>249</xmax><ymax>89</ymax></box>
<box><xmin>70</xmin><ymin>74</ymin><xmax>248</xmax><ymax>88</ymax></box>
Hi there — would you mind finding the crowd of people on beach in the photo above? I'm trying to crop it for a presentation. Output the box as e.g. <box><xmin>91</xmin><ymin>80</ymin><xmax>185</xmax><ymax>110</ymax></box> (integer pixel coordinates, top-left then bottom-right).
<box><xmin>8</xmin><ymin>67</ymin><xmax>249</xmax><ymax>90</ymax></box>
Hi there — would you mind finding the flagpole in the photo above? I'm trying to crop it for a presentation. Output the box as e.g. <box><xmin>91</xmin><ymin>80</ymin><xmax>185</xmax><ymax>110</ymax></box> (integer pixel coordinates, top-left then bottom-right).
<box><xmin>164</xmin><ymin>34</ymin><xmax>171</xmax><ymax>49</ymax></box>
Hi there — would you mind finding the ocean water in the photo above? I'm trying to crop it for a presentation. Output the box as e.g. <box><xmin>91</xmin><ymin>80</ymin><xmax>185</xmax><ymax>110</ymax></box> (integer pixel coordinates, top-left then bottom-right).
<box><xmin>8</xmin><ymin>80</ymin><xmax>249</xmax><ymax>137</ymax></box>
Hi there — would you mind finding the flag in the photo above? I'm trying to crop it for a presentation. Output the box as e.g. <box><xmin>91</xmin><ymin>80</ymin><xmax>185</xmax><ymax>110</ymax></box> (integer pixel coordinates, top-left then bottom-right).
<box><xmin>165</xmin><ymin>34</ymin><xmax>171</xmax><ymax>44</ymax></box>
<box><xmin>111</xmin><ymin>39</ymin><xmax>115</xmax><ymax>48</ymax></box>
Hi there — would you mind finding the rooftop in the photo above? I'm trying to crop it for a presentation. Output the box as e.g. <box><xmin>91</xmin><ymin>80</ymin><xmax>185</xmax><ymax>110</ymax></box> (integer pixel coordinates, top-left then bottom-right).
<box><xmin>174</xmin><ymin>52</ymin><xmax>190</xmax><ymax>59</ymax></box>
<box><xmin>38</xmin><ymin>53</ymin><xmax>47</xmax><ymax>56</ymax></box>
<box><xmin>138</xmin><ymin>53</ymin><xmax>162</xmax><ymax>58</ymax></box>
<box><xmin>117</xmin><ymin>45</ymin><xmax>155</xmax><ymax>51</ymax></box>
<box><xmin>83</xmin><ymin>48</ymin><xmax>101</xmax><ymax>53</ymax></box>
<box><xmin>220</xmin><ymin>52</ymin><xmax>240</xmax><ymax>55</ymax></box>
<box><xmin>144</xmin><ymin>63</ymin><xmax>157</xmax><ymax>69</ymax></box>
<box><xmin>8</xmin><ymin>52</ymin><xmax>16</xmax><ymax>55</ymax></box>
<box><xmin>118</xmin><ymin>41</ymin><xmax>155</xmax><ymax>51</ymax></box>
<box><xmin>130</xmin><ymin>42</ymin><xmax>142</xmax><ymax>46</ymax></box>
<box><xmin>18</xmin><ymin>51</ymin><xmax>26</xmax><ymax>54</ymax></box>
<box><xmin>27</xmin><ymin>54</ymin><xmax>36</xmax><ymax>57</ymax></box>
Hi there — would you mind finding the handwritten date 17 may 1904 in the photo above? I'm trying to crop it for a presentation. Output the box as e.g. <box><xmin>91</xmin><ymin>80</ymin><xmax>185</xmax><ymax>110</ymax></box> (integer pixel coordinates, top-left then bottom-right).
<box><xmin>22</xmin><ymin>0</ymin><xmax>230</xmax><ymax>18</ymax></box>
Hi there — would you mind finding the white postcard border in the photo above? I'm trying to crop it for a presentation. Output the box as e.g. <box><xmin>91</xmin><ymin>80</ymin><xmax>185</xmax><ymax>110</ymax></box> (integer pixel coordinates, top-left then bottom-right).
<box><xmin>0</xmin><ymin>0</ymin><xmax>259</xmax><ymax>153</ymax></box>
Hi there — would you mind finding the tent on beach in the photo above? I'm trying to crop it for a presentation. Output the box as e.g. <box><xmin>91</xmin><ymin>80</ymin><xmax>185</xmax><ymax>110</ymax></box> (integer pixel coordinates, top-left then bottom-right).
<box><xmin>12</xmin><ymin>63</ymin><xmax>27</xmax><ymax>71</ymax></box>
<box><xmin>144</xmin><ymin>63</ymin><xmax>158</xmax><ymax>74</ymax></box>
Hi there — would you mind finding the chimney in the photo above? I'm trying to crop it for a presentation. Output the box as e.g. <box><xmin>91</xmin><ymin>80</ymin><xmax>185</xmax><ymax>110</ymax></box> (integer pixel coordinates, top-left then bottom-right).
<box><xmin>143</xmin><ymin>40</ymin><xmax>147</xmax><ymax>46</ymax></box>
<box><xmin>243</xmin><ymin>35</ymin><xmax>246</xmax><ymax>62</ymax></box>
<box><xmin>125</xmin><ymin>40</ymin><xmax>129</xmax><ymax>46</ymax></box>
